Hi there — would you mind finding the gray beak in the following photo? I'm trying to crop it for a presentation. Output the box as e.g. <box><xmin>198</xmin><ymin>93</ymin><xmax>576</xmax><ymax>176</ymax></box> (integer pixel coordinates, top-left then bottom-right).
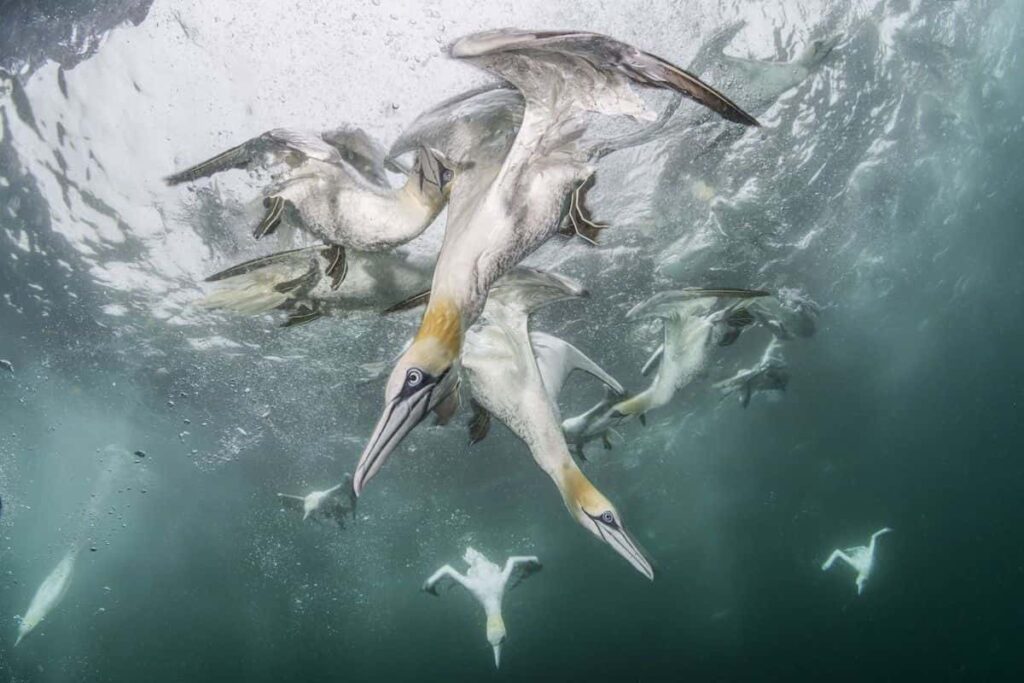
<box><xmin>595</xmin><ymin>520</ymin><xmax>654</xmax><ymax>580</ymax></box>
<box><xmin>493</xmin><ymin>643</ymin><xmax>501</xmax><ymax>669</ymax></box>
<box><xmin>353</xmin><ymin>386</ymin><xmax>434</xmax><ymax>496</ymax></box>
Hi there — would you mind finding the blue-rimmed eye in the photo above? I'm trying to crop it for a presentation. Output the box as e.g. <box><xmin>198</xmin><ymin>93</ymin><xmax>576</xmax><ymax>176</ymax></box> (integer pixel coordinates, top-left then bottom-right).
<box><xmin>441</xmin><ymin>168</ymin><xmax>454</xmax><ymax>184</ymax></box>
<box><xmin>600</xmin><ymin>511</ymin><xmax>615</xmax><ymax>525</ymax></box>
<box><xmin>406</xmin><ymin>369</ymin><xmax>424</xmax><ymax>387</ymax></box>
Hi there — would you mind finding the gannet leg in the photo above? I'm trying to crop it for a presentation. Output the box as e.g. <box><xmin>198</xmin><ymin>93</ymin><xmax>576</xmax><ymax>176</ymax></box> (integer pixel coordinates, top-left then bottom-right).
<box><xmin>560</xmin><ymin>175</ymin><xmax>608</xmax><ymax>245</ymax></box>
<box><xmin>254</xmin><ymin>196</ymin><xmax>286</xmax><ymax>239</ymax></box>
<box><xmin>280</xmin><ymin>302</ymin><xmax>323</xmax><ymax>327</ymax></box>
<box><xmin>423</xmin><ymin>565</ymin><xmax>469</xmax><ymax>596</ymax></box>
<box><xmin>821</xmin><ymin>549</ymin><xmax>855</xmax><ymax>571</ymax></box>
<box><xmin>468</xmin><ymin>400</ymin><xmax>492</xmax><ymax>445</ymax></box>
<box><xmin>320</xmin><ymin>244</ymin><xmax>348</xmax><ymax>290</ymax></box>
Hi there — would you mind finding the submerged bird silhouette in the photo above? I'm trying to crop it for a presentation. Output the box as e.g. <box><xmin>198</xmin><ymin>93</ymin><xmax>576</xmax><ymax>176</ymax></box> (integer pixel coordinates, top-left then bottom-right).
<box><xmin>423</xmin><ymin>547</ymin><xmax>541</xmax><ymax>668</ymax></box>
<box><xmin>14</xmin><ymin>548</ymin><xmax>78</xmax><ymax>647</ymax></box>
<box><xmin>822</xmin><ymin>527</ymin><xmax>893</xmax><ymax>595</ymax></box>
<box><xmin>354</xmin><ymin>28</ymin><xmax>759</xmax><ymax>495</ymax></box>
<box><xmin>714</xmin><ymin>337</ymin><xmax>789</xmax><ymax>408</ymax></box>
<box><xmin>277</xmin><ymin>474</ymin><xmax>357</xmax><ymax>525</ymax></box>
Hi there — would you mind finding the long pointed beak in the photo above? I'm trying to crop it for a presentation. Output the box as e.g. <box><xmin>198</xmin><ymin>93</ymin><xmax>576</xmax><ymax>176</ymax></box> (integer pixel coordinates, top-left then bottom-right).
<box><xmin>353</xmin><ymin>387</ymin><xmax>433</xmax><ymax>496</ymax></box>
<box><xmin>492</xmin><ymin>644</ymin><xmax>501</xmax><ymax>669</ymax></box>
<box><xmin>597</xmin><ymin>524</ymin><xmax>654</xmax><ymax>580</ymax></box>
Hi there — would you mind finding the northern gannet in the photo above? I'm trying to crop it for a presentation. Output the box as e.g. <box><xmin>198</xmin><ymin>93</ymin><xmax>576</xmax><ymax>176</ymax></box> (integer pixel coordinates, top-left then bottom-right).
<box><xmin>460</xmin><ymin>269</ymin><xmax>653</xmax><ymax>579</ymax></box>
<box><xmin>198</xmin><ymin>245</ymin><xmax>433</xmax><ymax>326</ymax></box>
<box><xmin>610</xmin><ymin>289</ymin><xmax>769</xmax><ymax>421</ymax></box>
<box><xmin>423</xmin><ymin>547</ymin><xmax>541</xmax><ymax>668</ymax></box>
<box><xmin>277</xmin><ymin>474</ymin><xmax>357</xmax><ymax>525</ymax></box>
<box><xmin>354</xmin><ymin>28</ymin><xmax>759</xmax><ymax>495</ymax></box>
<box><xmin>713</xmin><ymin>337</ymin><xmax>789</xmax><ymax>408</ymax></box>
<box><xmin>166</xmin><ymin>126</ymin><xmax>455</xmax><ymax>288</ymax></box>
<box><xmin>746</xmin><ymin>288</ymin><xmax>820</xmax><ymax>341</ymax></box>
<box><xmin>822</xmin><ymin>528</ymin><xmax>893</xmax><ymax>595</ymax></box>
<box><xmin>14</xmin><ymin>548</ymin><xmax>78</xmax><ymax>646</ymax></box>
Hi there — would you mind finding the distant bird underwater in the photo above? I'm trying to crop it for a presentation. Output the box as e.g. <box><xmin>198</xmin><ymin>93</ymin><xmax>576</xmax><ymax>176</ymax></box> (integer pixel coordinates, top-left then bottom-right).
<box><xmin>822</xmin><ymin>527</ymin><xmax>893</xmax><ymax>595</ymax></box>
<box><xmin>423</xmin><ymin>547</ymin><xmax>542</xmax><ymax>668</ymax></box>
<box><xmin>277</xmin><ymin>474</ymin><xmax>357</xmax><ymax>526</ymax></box>
<box><xmin>14</xmin><ymin>548</ymin><xmax>78</xmax><ymax>647</ymax></box>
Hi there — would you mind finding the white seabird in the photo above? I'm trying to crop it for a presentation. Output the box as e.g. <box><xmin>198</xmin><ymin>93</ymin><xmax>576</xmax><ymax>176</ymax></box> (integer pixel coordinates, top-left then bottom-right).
<box><xmin>822</xmin><ymin>527</ymin><xmax>893</xmax><ymax>595</ymax></box>
<box><xmin>461</xmin><ymin>269</ymin><xmax>653</xmax><ymax>579</ymax></box>
<box><xmin>354</xmin><ymin>28</ymin><xmax>759</xmax><ymax>495</ymax></box>
<box><xmin>198</xmin><ymin>245</ymin><xmax>434</xmax><ymax>327</ymax></box>
<box><xmin>166</xmin><ymin>126</ymin><xmax>456</xmax><ymax>288</ymax></box>
<box><xmin>423</xmin><ymin>547</ymin><xmax>541</xmax><ymax>668</ymax></box>
<box><xmin>14</xmin><ymin>548</ymin><xmax>78</xmax><ymax>647</ymax></box>
<box><xmin>713</xmin><ymin>337</ymin><xmax>790</xmax><ymax>408</ymax></box>
<box><xmin>277</xmin><ymin>474</ymin><xmax>357</xmax><ymax>526</ymax></box>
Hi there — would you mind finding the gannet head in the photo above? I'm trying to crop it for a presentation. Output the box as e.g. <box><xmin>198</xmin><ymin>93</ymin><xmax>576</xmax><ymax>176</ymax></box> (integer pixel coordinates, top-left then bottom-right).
<box><xmin>353</xmin><ymin>299</ymin><xmax>462</xmax><ymax>495</ymax></box>
<box><xmin>559</xmin><ymin>467</ymin><xmax>654</xmax><ymax>580</ymax></box>
<box><xmin>486</xmin><ymin>613</ymin><xmax>506</xmax><ymax>669</ymax></box>
<box><xmin>463</xmin><ymin>547</ymin><xmax>486</xmax><ymax>566</ymax></box>
<box><xmin>412</xmin><ymin>146</ymin><xmax>456</xmax><ymax>201</ymax></box>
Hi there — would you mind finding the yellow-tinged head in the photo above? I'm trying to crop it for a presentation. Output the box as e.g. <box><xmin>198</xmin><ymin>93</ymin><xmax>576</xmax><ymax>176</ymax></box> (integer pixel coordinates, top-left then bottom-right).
<box><xmin>353</xmin><ymin>299</ymin><xmax>463</xmax><ymax>496</ymax></box>
<box><xmin>486</xmin><ymin>613</ymin><xmax>506</xmax><ymax>669</ymax></box>
<box><xmin>558</xmin><ymin>466</ymin><xmax>654</xmax><ymax>580</ymax></box>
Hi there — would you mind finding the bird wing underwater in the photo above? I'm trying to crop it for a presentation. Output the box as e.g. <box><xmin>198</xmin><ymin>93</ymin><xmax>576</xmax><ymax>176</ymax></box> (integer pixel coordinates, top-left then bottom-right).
<box><xmin>388</xmin><ymin>83</ymin><xmax>524</xmax><ymax>169</ymax></box>
<box><xmin>422</xmin><ymin>566</ymin><xmax>469</xmax><ymax>596</ymax></box>
<box><xmin>165</xmin><ymin>127</ymin><xmax>389</xmax><ymax>187</ymax></box>
<box><xmin>276</xmin><ymin>493</ymin><xmax>305</xmax><ymax>508</ymax></box>
<box><xmin>504</xmin><ymin>556</ymin><xmax>542</xmax><ymax>591</ymax></box>
<box><xmin>530</xmin><ymin>331</ymin><xmax>625</xmax><ymax>406</ymax></box>
<box><xmin>439</xmin><ymin>27</ymin><xmax>759</xmax><ymax>253</ymax></box>
<box><xmin>199</xmin><ymin>245</ymin><xmax>434</xmax><ymax>326</ymax></box>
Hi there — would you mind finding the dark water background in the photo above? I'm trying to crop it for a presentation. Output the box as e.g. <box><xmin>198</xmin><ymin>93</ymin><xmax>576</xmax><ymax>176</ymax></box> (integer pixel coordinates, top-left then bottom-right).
<box><xmin>1</xmin><ymin>1</ymin><xmax>1022</xmax><ymax>681</ymax></box>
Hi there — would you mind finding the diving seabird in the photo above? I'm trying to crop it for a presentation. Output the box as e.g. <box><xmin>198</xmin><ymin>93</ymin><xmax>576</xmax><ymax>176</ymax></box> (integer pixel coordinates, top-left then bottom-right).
<box><xmin>166</xmin><ymin>126</ymin><xmax>455</xmax><ymax>288</ymax></box>
<box><xmin>460</xmin><ymin>268</ymin><xmax>653</xmax><ymax>579</ymax></box>
<box><xmin>423</xmin><ymin>547</ymin><xmax>541</xmax><ymax>668</ymax></box>
<box><xmin>198</xmin><ymin>245</ymin><xmax>433</xmax><ymax>327</ymax></box>
<box><xmin>713</xmin><ymin>337</ymin><xmax>789</xmax><ymax>407</ymax></box>
<box><xmin>354</xmin><ymin>28</ymin><xmax>759</xmax><ymax>495</ymax></box>
<box><xmin>822</xmin><ymin>527</ymin><xmax>893</xmax><ymax>595</ymax></box>
<box><xmin>277</xmin><ymin>474</ymin><xmax>357</xmax><ymax>526</ymax></box>
<box><xmin>608</xmin><ymin>288</ymin><xmax>769</xmax><ymax>422</ymax></box>
<box><xmin>14</xmin><ymin>548</ymin><xmax>77</xmax><ymax>646</ymax></box>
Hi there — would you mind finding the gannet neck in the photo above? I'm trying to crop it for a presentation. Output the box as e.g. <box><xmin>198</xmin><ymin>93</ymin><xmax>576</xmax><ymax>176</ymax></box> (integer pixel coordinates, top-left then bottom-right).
<box><xmin>415</xmin><ymin>297</ymin><xmax>463</xmax><ymax>362</ymax></box>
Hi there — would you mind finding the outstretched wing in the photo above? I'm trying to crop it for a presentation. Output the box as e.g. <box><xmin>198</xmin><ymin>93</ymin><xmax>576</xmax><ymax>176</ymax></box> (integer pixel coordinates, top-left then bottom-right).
<box><xmin>450</xmin><ymin>29</ymin><xmax>758</xmax><ymax>127</ymax></box>
<box><xmin>388</xmin><ymin>84</ymin><xmax>524</xmax><ymax>168</ymax></box>
<box><xmin>276</xmin><ymin>493</ymin><xmax>304</xmax><ymax>511</ymax></box>
<box><xmin>165</xmin><ymin>128</ymin><xmax>343</xmax><ymax>186</ymax></box>
<box><xmin>503</xmin><ymin>556</ymin><xmax>542</xmax><ymax>591</ymax></box>
<box><xmin>531</xmin><ymin>332</ymin><xmax>624</xmax><ymax>403</ymax></box>
<box><xmin>422</xmin><ymin>565</ymin><xmax>468</xmax><ymax>596</ymax></box>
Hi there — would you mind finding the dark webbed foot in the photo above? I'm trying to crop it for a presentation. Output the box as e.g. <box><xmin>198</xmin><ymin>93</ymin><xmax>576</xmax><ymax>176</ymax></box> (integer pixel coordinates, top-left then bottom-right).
<box><xmin>560</xmin><ymin>175</ymin><xmax>608</xmax><ymax>245</ymax></box>
<box><xmin>281</xmin><ymin>303</ymin><xmax>323</xmax><ymax>327</ymax></box>
<box><xmin>320</xmin><ymin>245</ymin><xmax>347</xmax><ymax>290</ymax></box>
<box><xmin>255</xmin><ymin>196</ymin><xmax>286</xmax><ymax>239</ymax></box>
